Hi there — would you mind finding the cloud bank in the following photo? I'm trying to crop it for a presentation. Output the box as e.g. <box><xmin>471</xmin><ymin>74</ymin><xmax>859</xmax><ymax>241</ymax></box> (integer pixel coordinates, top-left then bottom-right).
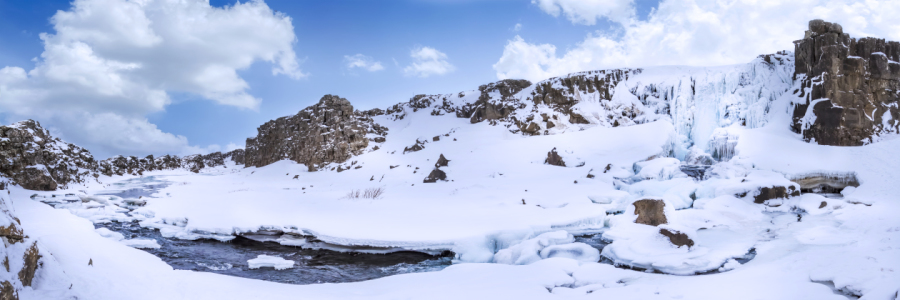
<box><xmin>0</xmin><ymin>0</ymin><xmax>302</xmax><ymax>158</ymax></box>
<box><xmin>497</xmin><ymin>0</ymin><xmax>900</xmax><ymax>82</ymax></box>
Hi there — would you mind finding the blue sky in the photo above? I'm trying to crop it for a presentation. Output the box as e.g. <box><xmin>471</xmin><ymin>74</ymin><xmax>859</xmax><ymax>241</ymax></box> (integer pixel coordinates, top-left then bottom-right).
<box><xmin>0</xmin><ymin>0</ymin><xmax>894</xmax><ymax>158</ymax></box>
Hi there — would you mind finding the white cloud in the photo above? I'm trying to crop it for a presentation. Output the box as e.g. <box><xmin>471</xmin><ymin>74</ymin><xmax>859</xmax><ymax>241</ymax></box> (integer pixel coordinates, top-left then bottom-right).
<box><xmin>514</xmin><ymin>23</ymin><xmax>523</xmax><ymax>31</ymax></box>
<box><xmin>0</xmin><ymin>0</ymin><xmax>303</xmax><ymax>158</ymax></box>
<box><xmin>344</xmin><ymin>54</ymin><xmax>385</xmax><ymax>72</ymax></box>
<box><xmin>497</xmin><ymin>0</ymin><xmax>900</xmax><ymax>82</ymax></box>
<box><xmin>532</xmin><ymin>0</ymin><xmax>635</xmax><ymax>25</ymax></box>
<box><xmin>403</xmin><ymin>46</ymin><xmax>455</xmax><ymax>78</ymax></box>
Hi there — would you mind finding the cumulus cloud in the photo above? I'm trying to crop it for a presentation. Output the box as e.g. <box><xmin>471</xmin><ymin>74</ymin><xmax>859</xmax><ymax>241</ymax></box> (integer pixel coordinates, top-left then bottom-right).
<box><xmin>532</xmin><ymin>0</ymin><xmax>635</xmax><ymax>25</ymax></box>
<box><xmin>403</xmin><ymin>46</ymin><xmax>455</xmax><ymax>78</ymax></box>
<box><xmin>498</xmin><ymin>0</ymin><xmax>900</xmax><ymax>82</ymax></box>
<box><xmin>0</xmin><ymin>0</ymin><xmax>303</xmax><ymax>158</ymax></box>
<box><xmin>344</xmin><ymin>54</ymin><xmax>385</xmax><ymax>72</ymax></box>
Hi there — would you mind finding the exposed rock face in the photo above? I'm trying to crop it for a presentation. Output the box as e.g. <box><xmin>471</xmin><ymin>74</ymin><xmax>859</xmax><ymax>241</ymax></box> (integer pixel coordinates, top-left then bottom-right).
<box><xmin>544</xmin><ymin>148</ymin><xmax>566</xmax><ymax>167</ymax></box>
<box><xmin>457</xmin><ymin>79</ymin><xmax>532</xmax><ymax>123</ymax></box>
<box><xmin>789</xmin><ymin>172</ymin><xmax>859</xmax><ymax>193</ymax></box>
<box><xmin>660</xmin><ymin>228</ymin><xmax>694</xmax><ymax>248</ymax></box>
<box><xmin>792</xmin><ymin>19</ymin><xmax>900</xmax><ymax>145</ymax></box>
<box><xmin>753</xmin><ymin>186</ymin><xmax>800</xmax><ymax>204</ymax></box>
<box><xmin>0</xmin><ymin>120</ymin><xmax>97</xmax><ymax>191</ymax></box>
<box><xmin>17</xmin><ymin>242</ymin><xmax>40</xmax><ymax>287</ymax></box>
<box><xmin>244</xmin><ymin>95</ymin><xmax>385</xmax><ymax>171</ymax></box>
<box><xmin>97</xmin><ymin>150</ymin><xmax>245</xmax><ymax>176</ymax></box>
<box><xmin>633</xmin><ymin>199</ymin><xmax>667</xmax><ymax>226</ymax></box>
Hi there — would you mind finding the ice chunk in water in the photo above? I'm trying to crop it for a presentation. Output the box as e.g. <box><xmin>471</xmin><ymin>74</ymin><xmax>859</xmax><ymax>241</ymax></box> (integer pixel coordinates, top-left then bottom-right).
<box><xmin>248</xmin><ymin>255</ymin><xmax>295</xmax><ymax>270</ymax></box>
<box><xmin>492</xmin><ymin>231</ymin><xmax>574</xmax><ymax>265</ymax></box>
<box><xmin>539</xmin><ymin>243</ymin><xmax>600</xmax><ymax>263</ymax></box>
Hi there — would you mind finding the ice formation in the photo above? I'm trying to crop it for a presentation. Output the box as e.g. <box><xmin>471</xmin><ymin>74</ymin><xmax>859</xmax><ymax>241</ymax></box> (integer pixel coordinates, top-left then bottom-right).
<box><xmin>248</xmin><ymin>255</ymin><xmax>295</xmax><ymax>270</ymax></box>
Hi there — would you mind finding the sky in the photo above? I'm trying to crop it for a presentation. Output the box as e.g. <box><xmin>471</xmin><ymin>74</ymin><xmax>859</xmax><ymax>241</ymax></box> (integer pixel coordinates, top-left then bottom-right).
<box><xmin>0</xmin><ymin>0</ymin><xmax>898</xmax><ymax>159</ymax></box>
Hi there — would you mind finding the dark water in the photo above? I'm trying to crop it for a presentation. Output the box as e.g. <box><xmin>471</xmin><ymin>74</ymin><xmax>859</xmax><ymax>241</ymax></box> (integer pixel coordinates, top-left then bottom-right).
<box><xmin>93</xmin><ymin>176</ymin><xmax>452</xmax><ymax>285</ymax></box>
<box><xmin>97</xmin><ymin>221</ymin><xmax>452</xmax><ymax>284</ymax></box>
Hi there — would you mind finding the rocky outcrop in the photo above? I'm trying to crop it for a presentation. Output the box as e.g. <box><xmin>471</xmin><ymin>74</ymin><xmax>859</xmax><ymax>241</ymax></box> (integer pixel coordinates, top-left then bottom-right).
<box><xmin>244</xmin><ymin>95</ymin><xmax>386</xmax><ymax>171</ymax></box>
<box><xmin>633</xmin><ymin>199</ymin><xmax>667</xmax><ymax>226</ymax></box>
<box><xmin>792</xmin><ymin>19</ymin><xmax>900</xmax><ymax>145</ymax></box>
<box><xmin>0</xmin><ymin>120</ymin><xmax>97</xmax><ymax>191</ymax></box>
<box><xmin>456</xmin><ymin>79</ymin><xmax>532</xmax><ymax>124</ymax></box>
<box><xmin>435</xmin><ymin>154</ymin><xmax>450</xmax><ymax>168</ymax></box>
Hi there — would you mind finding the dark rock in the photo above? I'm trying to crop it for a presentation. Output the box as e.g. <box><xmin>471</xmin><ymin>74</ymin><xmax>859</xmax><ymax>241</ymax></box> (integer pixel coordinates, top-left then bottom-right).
<box><xmin>432</xmin><ymin>136</ymin><xmax>440</xmax><ymax>142</ymax></box>
<box><xmin>0</xmin><ymin>120</ymin><xmax>96</xmax><ymax>190</ymax></box>
<box><xmin>244</xmin><ymin>95</ymin><xmax>385</xmax><ymax>170</ymax></box>
<box><xmin>660</xmin><ymin>229</ymin><xmax>694</xmax><ymax>248</ymax></box>
<box><xmin>457</xmin><ymin>79</ymin><xmax>532</xmax><ymax>123</ymax></box>
<box><xmin>819</xmin><ymin>201</ymin><xmax>827</xmax><ymax>208</ymax></box>
<box><xmin>0</xmin><ymin>281</ymin><xmax>14</xmax><ymax>300</ymax></box>
<box><xmin>544</xmin><ymin>148</ymin><xmax>566</xmax><ymax>167</ymax></box>
<box><xmin>0</xmin><ymin>221</ymin><xmax>24</xmax><ymax>244</ymax></box>
<box><xmin>435</xmin><ymin>154</ymin><xmax>450</xmax><ymax>168</ymax></box>
<box><xmin>792</xmin><ymin>20</ymin><xmax>900</xmax><ymax>145</ymax></box>
<box><xmin>633</xmin><ymin>199</ymin><xmax>667</xmax><ymax>226</ymax></box>
<box><xmin>373</xmin><ymin>137</ymin><xmax>386</xmax><ymax>143</ymax></box>
<box><xmin>753</xmin><ymin>186</ymin><xmax>800</xmax><ymax>204</ymax></box>
<box><xmin>403</xmin><ymin>141</ymin><xmax>426</xmax><ymax>153</ymax></box>
<box><xmin>423</xmin><ymin>168</ymin><xmax>447</xmax><ymax>183</ymax></box>
<box><xmin>18</xmin><ymin>242</ymin><xmax>40</xmax><ymax>287</ymax></box>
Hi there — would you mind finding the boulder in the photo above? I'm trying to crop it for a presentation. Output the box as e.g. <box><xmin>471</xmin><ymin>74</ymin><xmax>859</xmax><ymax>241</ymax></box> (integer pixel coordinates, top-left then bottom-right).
<box><xmin>435</xmin><ymin>154</ymin><xmax>450</xmax><ymax>168</ymax></box>
<box><xmin>633</xmin><ymin>199</ymin><xmax>667</xmax><ymax>226</ymax></box>
<box><xmin>753</xmin><ymin>186</ymin><xmax>800</xmax><ymax>204</ymax></box>
<box><xmin>423</xmin><ymin>169</ymin><xmax>447</xmax><ymax>183</ymax></box>
<box><xmin>544</xmin><ymin>148</ymin><xmax>566</xmax><ymax>167</ymax></box>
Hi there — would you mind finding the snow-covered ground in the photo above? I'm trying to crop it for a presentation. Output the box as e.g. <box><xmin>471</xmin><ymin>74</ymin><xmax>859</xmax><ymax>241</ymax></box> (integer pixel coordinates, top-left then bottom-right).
<box><xmin>10</xmin><ymin>57</ymin><xmax>900</xmax><ymax>299</ymax></box>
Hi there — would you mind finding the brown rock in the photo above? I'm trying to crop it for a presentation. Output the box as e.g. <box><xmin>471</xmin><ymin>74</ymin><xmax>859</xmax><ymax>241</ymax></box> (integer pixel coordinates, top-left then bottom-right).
<box><xmin>545</xmin><ymin>148</ymin><xmax>566</xmax><ymax>167</ymax></box>
<box><xmin>243</xmin><ymin>95</ymin><xmax>384</xmax><ymax>170</ymax></box>
<box><xmin>0</xmin><ymin>281</ymin><xmax>14</xmax><ymax>300</ymax></box>
<box><xmin>633</xmin><ymin>199</ymin><xmax>667</xmax><ymax>226</ymax></box>
<box><xmin>792</xmin><ymin>20</ymin><xmax>900</xmax><ymax>145</ymax></box>
<box><xmin>18</xmin><ymin>242</ymin><xmax>40</xmax><ymax>287</ymax></box>
<box><xmin>660</xmin><ymin>229</ymin><xmax>694</xmax><ymax>248</ymax></box>
<box><xmin>753</xmin><ymin>186</ymin><xmax>799</xmax><ymax>204</ymax></box>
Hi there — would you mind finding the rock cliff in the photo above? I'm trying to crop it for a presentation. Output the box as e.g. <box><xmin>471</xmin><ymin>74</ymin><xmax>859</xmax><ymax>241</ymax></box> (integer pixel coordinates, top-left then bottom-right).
<box><xmin>791</xmin><ymin>19</ymin><xmax>900</xmax><ymax>145</ymax></box>
<box><xmin>0</xmin><ymin>120</ymin><xmax>97</xmax><ymax>191</ymax></box>
<box><xmin>244</xmin><ymin>95</ymin><xmax>386</xmax><ymax>171</ymax></box>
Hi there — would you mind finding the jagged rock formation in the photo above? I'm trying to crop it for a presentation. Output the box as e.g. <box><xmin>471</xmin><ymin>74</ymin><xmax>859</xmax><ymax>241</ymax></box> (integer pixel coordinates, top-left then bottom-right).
<box><xmin>456</xmin><ymin>79</ymin><xmax>532</xmax><ymax>124</ymax></box>
<box><xmin>244</xmin><ymin>95</ymin><xmax>386</xmax><ymax>171</ymax></box>
<box><xmin>0</xmin><ymin>120</ymin><xmax>97</xmax><ymax>191</ymax></box>
<box><xmin>792</xmin><ymin>19</ymin><xmax>900</xmax><ymax>145</ymax></box>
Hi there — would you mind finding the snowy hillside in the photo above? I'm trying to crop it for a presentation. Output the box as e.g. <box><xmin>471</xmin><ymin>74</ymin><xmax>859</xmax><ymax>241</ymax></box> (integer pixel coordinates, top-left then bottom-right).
<box><xmin>2</xmin><ymin>20</ymin><xmax>899</xmax><ymax>300</ymax></box>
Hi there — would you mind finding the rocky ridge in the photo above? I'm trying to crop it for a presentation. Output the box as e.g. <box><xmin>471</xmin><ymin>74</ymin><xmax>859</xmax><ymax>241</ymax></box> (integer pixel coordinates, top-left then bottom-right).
<box><xmin>0</xmin><ymin>120</ymin><xmax>245</xmax><ymax>191</ymax></box>
<box><xmin>243</xmin><ymin>94</ymin><xmax>386</xmax><ymax>171</ymax></box>
<box><xmin>791</xmin><ymin>19</ymin><xmax>900</xmax><ymax>145</ymax></box>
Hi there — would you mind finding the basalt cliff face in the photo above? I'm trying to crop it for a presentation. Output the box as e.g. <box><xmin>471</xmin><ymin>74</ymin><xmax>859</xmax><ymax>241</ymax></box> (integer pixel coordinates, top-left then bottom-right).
<box><xmin>244</xmin><ymin>94</ymin><xmax>386</xmax><ymax>171</ymax></box>
<box><xmin>792</xmin><ymin>19</ymin><xmax>900</xmax><ymax>146</ymax></box>
<box><xmin>0</xmin><ymin>120</ymin><xmax>97</xmax><ymax>191</ymax></box>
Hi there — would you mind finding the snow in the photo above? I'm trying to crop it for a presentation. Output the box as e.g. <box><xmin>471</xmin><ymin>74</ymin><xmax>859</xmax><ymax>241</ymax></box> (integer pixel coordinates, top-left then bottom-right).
<box><xmin>247</xmin><ymin>255</ymin><xmax>295</xmax><ymax>270</ymax></box>
<box><xmin>7</xmin><ymin>51</ymin><xmax>900</xmax><ymax>299</ymax></box>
